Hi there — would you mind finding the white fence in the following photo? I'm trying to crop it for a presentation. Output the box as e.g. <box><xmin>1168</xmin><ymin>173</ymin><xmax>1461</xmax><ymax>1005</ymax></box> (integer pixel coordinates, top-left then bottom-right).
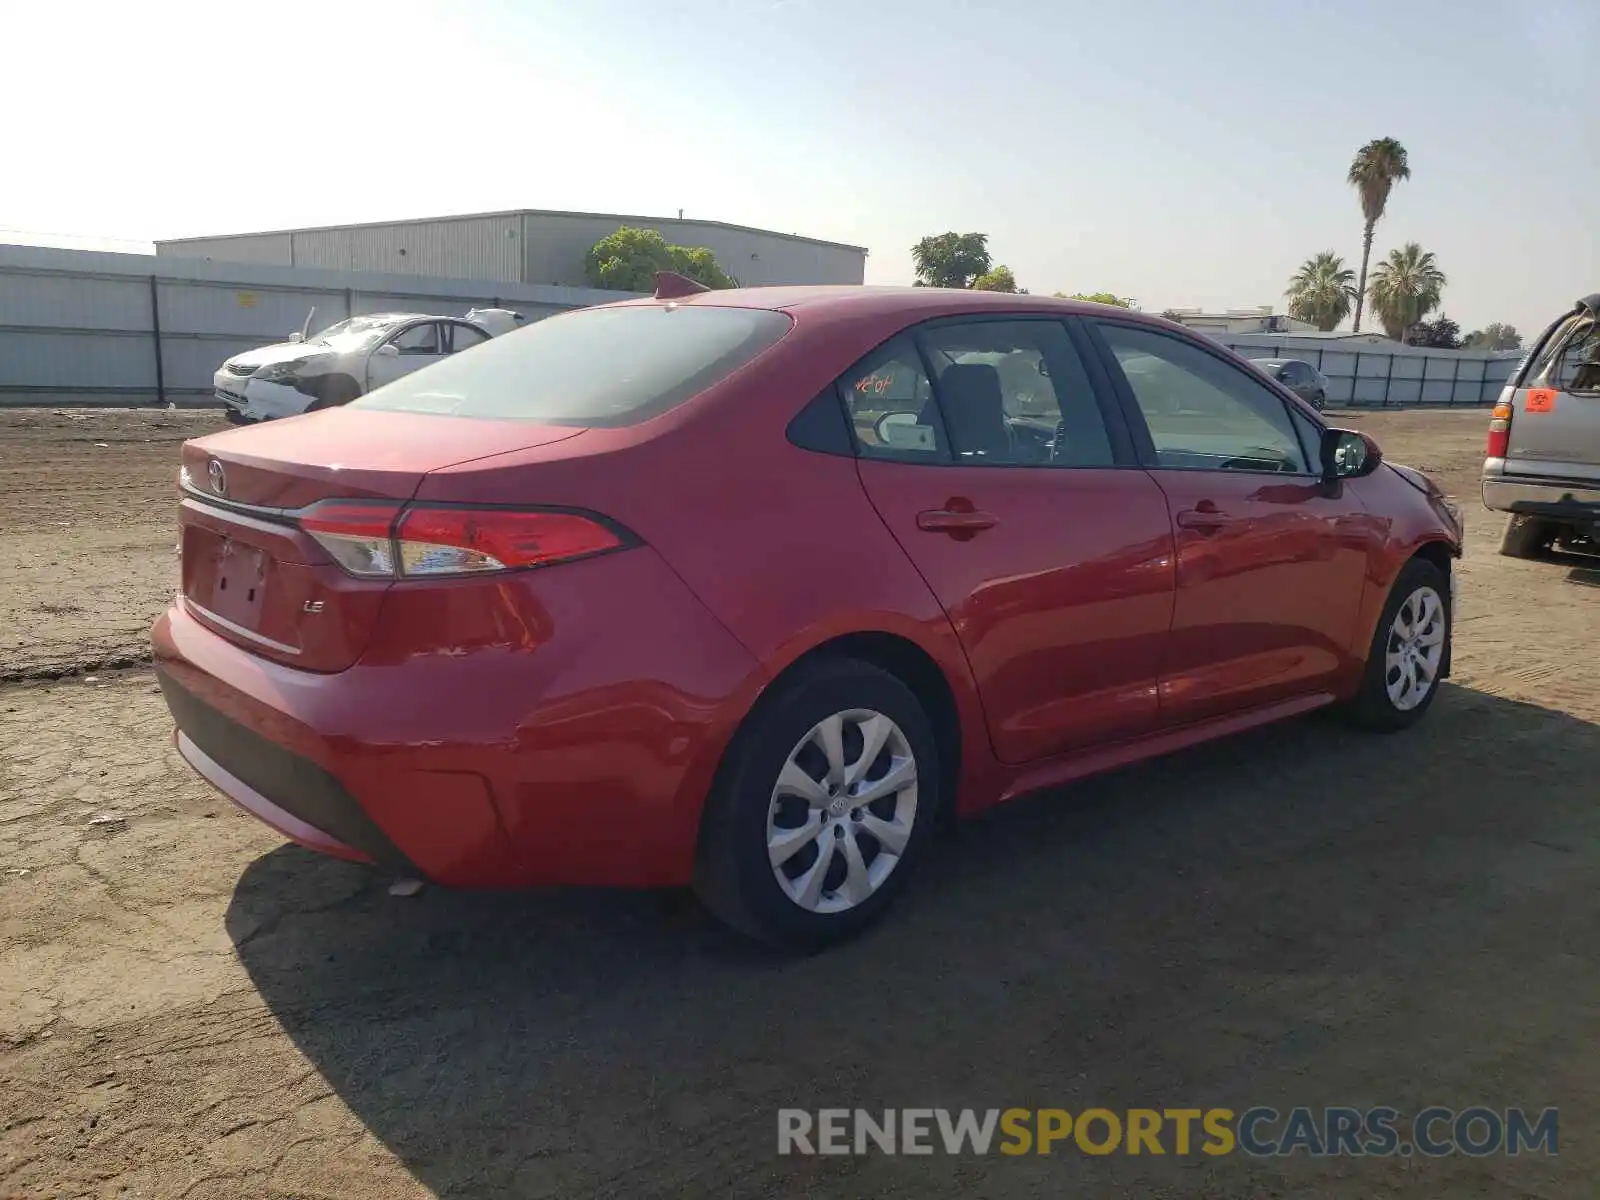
<box><xmin>1216</xmin><ymin>333</ymin><xmax>1518</xmax><ymax>407</ymax></box>
<box><xmin>0</xmin><ymin>244</ymin><xmax>631</xmax><ymax>408</ymax></box>
<box><xmin>0</xmin><ymin>244</ymin><xmax>1517</xmax><ymax>409</ymax></box>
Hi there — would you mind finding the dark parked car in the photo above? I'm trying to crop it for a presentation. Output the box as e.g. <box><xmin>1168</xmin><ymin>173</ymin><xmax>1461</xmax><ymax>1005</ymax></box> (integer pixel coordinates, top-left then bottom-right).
<box><xmin>154</xmin><ymin>281</ymin><xmax>1463</xmax><ymax>948</ymax></box>
<box><xmin>1251</xmin><ymin>358</ymin><xmax>1329</xmax><ymax>410</ymax></box>
<box><xmin>1482</xmin><ymin>293</ymin><xmax>1600</xmax><ymax>558</ymax></box>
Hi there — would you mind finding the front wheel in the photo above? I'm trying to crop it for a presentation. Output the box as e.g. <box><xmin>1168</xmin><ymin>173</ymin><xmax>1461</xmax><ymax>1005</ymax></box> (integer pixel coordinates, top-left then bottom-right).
<box><xmin>1311</xmin><ymin>389</ymin><xmax>1327</xmax><ymax>411</ymax></box>
<box><xmin>1341</xmin><ymin>558</ymin><xmax>1450</xmax><ymax>732</ymax></box>
<box><xmin>694</xmin><ymin>659</ymin><xmax>939</xmax><ymax>949</ymax></box>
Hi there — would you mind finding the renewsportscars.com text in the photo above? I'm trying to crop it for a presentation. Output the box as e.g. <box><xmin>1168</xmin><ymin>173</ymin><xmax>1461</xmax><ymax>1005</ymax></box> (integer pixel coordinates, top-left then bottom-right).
<box><xmin>777</xmin><ymin>1106</ymin><xmax>1558</xmax><ymax>1158</ymax></box>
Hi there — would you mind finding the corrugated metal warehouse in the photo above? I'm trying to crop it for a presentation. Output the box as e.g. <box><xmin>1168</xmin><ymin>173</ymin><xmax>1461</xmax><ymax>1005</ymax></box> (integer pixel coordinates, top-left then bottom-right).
<box><xmin>154</xmin><ymin>210</ymin><xmax>868</xmax><ymax>289</ymax></box>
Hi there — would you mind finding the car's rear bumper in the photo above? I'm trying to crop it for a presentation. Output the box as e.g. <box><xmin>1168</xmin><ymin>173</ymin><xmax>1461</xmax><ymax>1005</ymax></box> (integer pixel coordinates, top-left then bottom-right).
<box><xmin>174</xmin><ymin>726</ymin><xmax>378</xmax><ymax>867</ymax></box>
<box><xmin>151</xmin><ymin>546</ymin><xmax>764</xmax><ymax>888</ymax></box>
<box><xmin>1482</xmin><ymin>472</ymin><xmax>1600</xmax><ymax>522</ymax></box>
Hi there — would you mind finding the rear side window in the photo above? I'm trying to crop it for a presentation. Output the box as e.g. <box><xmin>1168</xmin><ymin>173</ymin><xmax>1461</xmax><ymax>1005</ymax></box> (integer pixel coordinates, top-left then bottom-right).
<box><xmin>840</xmin><ymin>337</ymin><xmax>944</xmax><ymax>461</ymax></box>
<box><xmin>355</xmin><ymin>305</ymin><xmax>792</xmax><ymax>425</ymax></box>
<box><xmin>1546</xmin><ymin>316</ymin><xmax>1600</xmax><ymax>393</ymax></box>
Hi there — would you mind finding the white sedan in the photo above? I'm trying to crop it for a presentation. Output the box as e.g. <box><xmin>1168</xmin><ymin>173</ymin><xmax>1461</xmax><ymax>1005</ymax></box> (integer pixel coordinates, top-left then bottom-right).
<box><xmin>214</xmin><ymin>308</ymin><xmax>524</xmax><ymax>422</ymax></box>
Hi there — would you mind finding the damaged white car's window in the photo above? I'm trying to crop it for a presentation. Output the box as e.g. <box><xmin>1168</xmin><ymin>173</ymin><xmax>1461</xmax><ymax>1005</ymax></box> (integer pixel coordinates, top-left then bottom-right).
<box><xmin>309</xmin><ymin>316</ymin><xmax>401</xmax><ymax>350</ymax></box>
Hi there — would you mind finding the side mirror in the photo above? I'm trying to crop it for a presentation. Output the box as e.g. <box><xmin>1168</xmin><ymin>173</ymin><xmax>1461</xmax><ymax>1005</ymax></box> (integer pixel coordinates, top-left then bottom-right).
<box><xmin>1321</xmin><ymin>428</ymin><xmax>1382</xmax><ymax>481</ymax></box>
<box><xmin>374</xmin><ymin>343</ymin><xmax>400</xmax><ymax>358</ymax></box>
<box><xmin>288</xmin><ymin>332</ymin><xmax>304</xmax><ymax>343</ymax></box>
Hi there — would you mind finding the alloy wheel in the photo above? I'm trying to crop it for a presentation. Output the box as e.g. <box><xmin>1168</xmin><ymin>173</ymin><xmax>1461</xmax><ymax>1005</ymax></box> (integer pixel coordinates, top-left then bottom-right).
<box><xmin>1384</xmin><ymin>585</ymin><xmax>1446</xmax><ymax>711</ymax></box>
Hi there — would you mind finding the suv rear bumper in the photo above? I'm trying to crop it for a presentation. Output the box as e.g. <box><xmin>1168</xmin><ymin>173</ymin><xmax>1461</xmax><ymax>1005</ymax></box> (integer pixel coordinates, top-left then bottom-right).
<box><xmin>1482</xmin><ymin>473</ymin><xmax>1600</xmax><ymax>521</ymax></box>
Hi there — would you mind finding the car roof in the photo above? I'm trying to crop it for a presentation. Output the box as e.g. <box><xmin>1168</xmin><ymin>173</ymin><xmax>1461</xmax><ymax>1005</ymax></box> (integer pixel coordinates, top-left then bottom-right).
<box><xmin>359</xmin><ymin>312</ymin><xmax>442</xmax><ymax>323</ymax></box>
<box><xmin>611</xmin><ymin>284</ymin><xmax>1175</xmax><ymax>326</ymax></box>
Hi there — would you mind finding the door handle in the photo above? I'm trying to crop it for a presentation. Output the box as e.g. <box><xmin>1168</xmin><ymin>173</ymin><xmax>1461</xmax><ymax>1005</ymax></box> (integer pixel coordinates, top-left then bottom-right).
<box><xmin>1176</xmin><ymin>506</ymin><xmax>1230</xmax><ymax>532</ymax></box>
<box><xmin>917</xmin><ymin>508</ymin><xmax>998</xmax><ymax>535</ymax></box>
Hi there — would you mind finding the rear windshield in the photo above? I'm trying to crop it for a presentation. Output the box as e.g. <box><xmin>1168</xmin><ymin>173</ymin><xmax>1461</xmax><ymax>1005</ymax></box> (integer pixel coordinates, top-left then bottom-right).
<box><xmin>352</xmin><ymin>304</ymin><xmax>792</xmax><ymax>426</ymax></box>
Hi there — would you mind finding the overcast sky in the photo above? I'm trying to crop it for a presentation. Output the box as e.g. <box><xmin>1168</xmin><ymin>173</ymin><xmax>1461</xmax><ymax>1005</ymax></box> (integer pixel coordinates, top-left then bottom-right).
<box><xmin>6</xmin><ymin>0</ymin><xmax>1594</xmax><ymax>332</ymax></box>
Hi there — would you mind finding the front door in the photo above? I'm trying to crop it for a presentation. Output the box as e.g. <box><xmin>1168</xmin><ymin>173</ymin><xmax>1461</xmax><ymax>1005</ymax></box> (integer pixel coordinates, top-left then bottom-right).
<box><xmin>366</xmin><ymin>321</ymin><xmax>446</xmax><ymax>391</ymax></box>
<box><xmin>845</xmin><ymin>318</ymin><xmax>1176</xmax><ymax>764</ymax></box>
<box><xmin>1090</xmin><ymin>320</ymin><xmax>1371</xmax><ymax>726</ymax></box>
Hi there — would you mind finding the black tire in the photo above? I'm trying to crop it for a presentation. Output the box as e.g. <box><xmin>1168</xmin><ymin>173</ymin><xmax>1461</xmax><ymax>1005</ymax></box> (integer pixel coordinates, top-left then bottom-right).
<box><xmin>1311</xmin><ymin>389</ymin><xmax>1327</xmax><ymax>411</ymax></box>
<box><xmin>223</xmin><ymin>408</ymin><xmax>250</xmax><ymax>426</ymax></box>
<box><xmin>694</xmin><ymin>659</ymin><xmax>941</xmax><ymax>949</ymax></box>
<box><xmin>308</xmin><ymin>375</ymin><xmax>362</xmax><ymax>411</ymax></box>
<box><xmin>1341</xmin><ymin>557</ymin><xmax>1451</xmax><ymax>732</ymax></box>
<box><xmin>1499</xmin><ymin>514</ymin><xmax>1557</xmax><ymax>560</ymax></box>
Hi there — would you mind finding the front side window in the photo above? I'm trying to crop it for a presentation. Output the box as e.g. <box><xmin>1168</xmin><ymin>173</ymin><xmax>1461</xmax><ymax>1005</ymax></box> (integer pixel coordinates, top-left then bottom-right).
<box><xmin>389</xmin><ymin>323</ymin><xmax>440</xmax><ymax>355</ymax></box>
<box><xmin>356</xmin><ymin>304</ymin><xmax>792</xmax><ymax>425</ymax></box>
<box><xmin>1098</xmin><ymin>323</ymin><xmax>1309</xmax><ymax>474</ymax></box>
<box><xmin>917</xmin><ymin>320</ymin><xmax>1113</xmax><ymax>467</ymax></box>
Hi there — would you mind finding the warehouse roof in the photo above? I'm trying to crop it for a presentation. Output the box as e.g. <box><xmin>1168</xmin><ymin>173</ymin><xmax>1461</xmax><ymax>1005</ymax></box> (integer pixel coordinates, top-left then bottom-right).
<box><xmin>156</xmin><ymin>208</ymin><xmax>869</xmax><ymax>255</ymax></box>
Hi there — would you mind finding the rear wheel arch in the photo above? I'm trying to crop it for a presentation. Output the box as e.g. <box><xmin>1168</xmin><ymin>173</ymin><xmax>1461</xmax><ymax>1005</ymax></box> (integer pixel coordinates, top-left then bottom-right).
<box><xmin>792</xmin><ymin>632</ymin><xmax>962</xmax><ymax>814</ymax></box>
<box><xmin>307</xmin><ymin>374</ymin><xmax>362</xmax><ymax>410</ymax></box>
<box><xmin>710</xmin><ymin>631</ymin><xmax>964</xmax><ymax>834</ymax></box>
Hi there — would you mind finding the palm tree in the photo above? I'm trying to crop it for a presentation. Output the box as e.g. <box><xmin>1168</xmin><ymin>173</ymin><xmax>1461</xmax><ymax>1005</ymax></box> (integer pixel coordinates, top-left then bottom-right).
<box><xmin>1347</xmin><ymin>138</ymin><xmax>1411</xmax><ymax>332</ymax></box>
<box><xmin>1367</xmin><ymin>243</ymin><xmax>1446</xmax><ymax>341</ymax></box>
<box><xmin>1285</xmin><ymin>252</ymin><xmax>1357</xmax><ymax>331</ymax></box>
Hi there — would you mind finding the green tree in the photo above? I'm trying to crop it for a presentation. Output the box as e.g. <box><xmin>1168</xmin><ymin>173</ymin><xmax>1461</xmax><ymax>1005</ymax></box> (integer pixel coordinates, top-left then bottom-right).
<box><xmin>666</xmin><ymin>245</ymin><xmax>737</xmax><ymax>290</ymax></box>
<box><xmin>1463</xmin><ymin>322</ymin><xmax>1523</xmax><ymax>351</ymax></box>
<box><xmin>1055</xmin><ymin>291</ymin><xmax>1132</xmax><ymax>308</ymax></box>
<box><xmin>971</xmin><ymin>265</ymin><xmax>1022</xmax><ymax>293</ymax></box>
<box><xmin>911</xmin><ymin>232</ymin><xmax>991</xmax><ymax>288</ymax></box>
<box><xmin>1347</xmin><ymin>137</ymin><xmax>1411</xmax><ymax>333</ymax></box>
<box><xmin>584</xmin><ymin>226</ymin><xmax>736</xmax><ymax>291</ymax></box>
<box><xmin>1368</xmin><ymin>242</ymin><xmax>1446</xmax><ymax>341</ymax></box>
<box><xmin>1284</xmin><ymin>251</ymin><xmax>1357</xmax><ymax>331</ymax></box>
<box><xmin>1405</xmin><ymin>313</ymin><xmax>1462</xmax><ymax>348</ymax></box>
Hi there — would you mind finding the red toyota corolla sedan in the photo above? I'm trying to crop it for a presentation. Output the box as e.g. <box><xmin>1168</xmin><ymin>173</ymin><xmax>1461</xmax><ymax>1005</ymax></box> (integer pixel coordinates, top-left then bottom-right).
<box><xmin>154</xmin><ymin>282</ymin><xmax>1463</xmax><ymax>946</ymax></box>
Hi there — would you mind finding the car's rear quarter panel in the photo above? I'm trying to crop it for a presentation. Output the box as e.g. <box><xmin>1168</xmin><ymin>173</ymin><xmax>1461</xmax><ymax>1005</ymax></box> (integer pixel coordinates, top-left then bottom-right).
<box><xmin>414</xmin><ymin>303</ymin><xmax>998</xmax><ymax>814</ymax></box>
<box><xmin>158</xmin><ymin>541</ymin><xmax>764</xmax><ymax>887</ymax></box>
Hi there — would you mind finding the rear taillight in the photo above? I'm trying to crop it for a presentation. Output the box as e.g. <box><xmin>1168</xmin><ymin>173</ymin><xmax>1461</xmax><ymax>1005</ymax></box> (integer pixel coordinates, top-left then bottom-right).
<box><xmin>297</xmin><ymin>500</ymin><xmax>627</xmax><ymax>579</ymax></box>
<box><xmin>395</xmin><ymin>507</ymin><xmax>624</xmax><ymax>576</ymax></box>
<box><xmin>1486</xmin><ymin>401</ymin><xmax>1513</xmax><ymax>458</ymax></box>
<box><xmin>300</xmin><ymin>501</ymin><xmax>403</xmax><ymax>577</ymax></box>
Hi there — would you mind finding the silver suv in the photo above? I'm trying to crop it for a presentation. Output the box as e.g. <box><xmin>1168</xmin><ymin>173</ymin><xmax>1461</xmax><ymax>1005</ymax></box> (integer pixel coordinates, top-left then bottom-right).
<box><xmin>1483</xmin><ymin>293</ymin><xmax>1600</xmax><ymax>557</ymax></box>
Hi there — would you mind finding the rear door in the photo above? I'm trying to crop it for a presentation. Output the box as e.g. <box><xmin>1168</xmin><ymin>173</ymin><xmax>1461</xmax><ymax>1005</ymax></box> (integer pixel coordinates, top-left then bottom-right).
<box><xmin>443</xmin><ymin>321</ymin><xmax>491</xmax><ymax>355</ymax></box>
<box><xmin>1503</xmin><ymin>304</ymin><xmax>1600</xmax><ymax>485</ymax></box>
<box><xmin>1087</xmin><ymin>320</ymin><xmax>1371</xmax><ymax>725</ymax></box>
<box><xmin>846</xmin><ymin>317</ymin><xmax>1176</xmax><ymax>764</ymax></box>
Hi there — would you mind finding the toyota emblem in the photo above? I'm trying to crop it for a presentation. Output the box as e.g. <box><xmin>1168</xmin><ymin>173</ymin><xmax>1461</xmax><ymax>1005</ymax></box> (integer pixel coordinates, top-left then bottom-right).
<box><xmin>207</xmin><ymin>459</ymin><xmax>227</xmax><ymax>496</ymax></box>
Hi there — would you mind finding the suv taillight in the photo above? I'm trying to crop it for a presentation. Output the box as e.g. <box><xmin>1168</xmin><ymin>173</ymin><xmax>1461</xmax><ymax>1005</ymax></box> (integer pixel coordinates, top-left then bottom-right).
<box><xmin>298</xmin><ymin>501</ymin><xmax>628</xmax><ymax>579</ymax></box>
<box><xmin>1486</xmin><ymin>400</ymin><xmax>1513</xmax><ymax>458</ymax></box>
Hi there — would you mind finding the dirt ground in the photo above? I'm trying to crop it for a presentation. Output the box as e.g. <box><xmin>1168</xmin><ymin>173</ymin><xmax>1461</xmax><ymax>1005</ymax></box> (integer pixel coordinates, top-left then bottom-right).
<box><xmin>2</xmin><ymin>405</ymin><xmax>1597</xmax><ymax>1199</ymax></box>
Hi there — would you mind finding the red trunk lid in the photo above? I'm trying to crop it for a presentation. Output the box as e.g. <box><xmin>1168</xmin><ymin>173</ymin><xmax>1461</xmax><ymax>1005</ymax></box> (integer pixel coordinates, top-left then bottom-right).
<box><xmin>177</xmin><ymin>410</ymin><xmax>584</xmax><ymax>671</ymax></box>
